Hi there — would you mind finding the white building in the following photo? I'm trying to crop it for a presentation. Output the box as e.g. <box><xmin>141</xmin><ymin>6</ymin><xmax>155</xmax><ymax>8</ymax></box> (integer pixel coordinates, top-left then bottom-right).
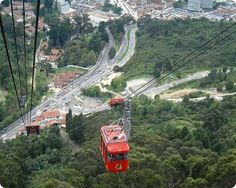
<box><xmin>57</xmin><ymin>0</ymin><xmax>70</xmax><ymax>14</ymax></box>
<box><xmin>188</xmin><ymin>0</ymin><xmax>201</xmax><ymax>12</ymax></box>
<box><xmin>201</xmin><ymin>0</ymin><xmax>213</xmax><ymax>9</ymax></box>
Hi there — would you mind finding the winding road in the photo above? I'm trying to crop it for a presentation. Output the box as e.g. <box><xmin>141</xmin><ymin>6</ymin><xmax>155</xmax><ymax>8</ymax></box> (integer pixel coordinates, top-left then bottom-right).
<box><xmin>0</xmin><ymin>23</ymin><xmax>214</xmax><ymax>141</ymax></box>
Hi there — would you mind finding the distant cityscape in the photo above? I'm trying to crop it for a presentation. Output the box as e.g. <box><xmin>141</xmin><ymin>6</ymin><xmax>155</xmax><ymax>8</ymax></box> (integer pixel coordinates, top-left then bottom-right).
<box><xmin>55</xmin><ymin>0</ymin><xmax>236</xmax><ymax>23</ymax></box>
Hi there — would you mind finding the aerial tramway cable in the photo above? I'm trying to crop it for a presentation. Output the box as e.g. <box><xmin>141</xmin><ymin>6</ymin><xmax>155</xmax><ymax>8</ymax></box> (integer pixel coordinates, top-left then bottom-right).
<box><xmin>66</xmin><ymin>23</ymin><xmax>236</xmax><ymax>139</ymax></box>
<box><xmin>22</xmin><ymin>0</ymin><xmax>29</xmax><ymax>123</ymax></box>
<box><xmin>129</xmin><ymin>29</ymin><xmax>236</xmax><ymax>98</ymax></box>
<box><xmin>9</xmin><ymin>0</ymin><xmax>23</xmax><ymax>95</ymax></box>
<box><xmin>0</xmin><ymin>13</ymin><xmax>25</xmax><ymax>125</ymax></box>
<box><xmin>104</xmin><ymin>23</ymin><xmax>236</xmax><ymax>149</ymax></box>
<box><xmin>29</xmin><ymin>0</ymin><xmax>41</xmax><ymax>125</ymax></box>
<box><xmin>127</xmin><ymin>22</ymin><xmax>236</xmax><ymax>98</ymax></box>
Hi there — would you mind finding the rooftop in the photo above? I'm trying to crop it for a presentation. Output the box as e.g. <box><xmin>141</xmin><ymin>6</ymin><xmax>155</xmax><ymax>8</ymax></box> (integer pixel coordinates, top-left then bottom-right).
<box><xmin>53</xmin><ymin>72</ymin><xmax>80</xmax><ymax>88</ymax></box>
<box><xmin>101</xmin><ymin>125</ymin><xmax>130</xmax><ymax>154</ymax></box>
<box><xmin>101</xmin><ymin>125</ymin><xmax>127</xmax><ymax>144</ymax></box>
<box><xmin>26</xmin><ymin>121</ymin><xmax>40</xmax><ymax>127</ymax></box>
<box><xmin>42</xmin><ymin>110</ymin><xmax>61</xmax><ymax>119</ymax></box>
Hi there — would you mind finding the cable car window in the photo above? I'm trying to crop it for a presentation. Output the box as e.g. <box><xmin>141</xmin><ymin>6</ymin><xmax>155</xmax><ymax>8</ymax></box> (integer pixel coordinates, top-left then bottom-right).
<box><xmin>107</xmin><ymin>153</ymin><xmax>115</xmax><ymax>161</ymax></box>
<box><xmin>107</xmin><ymin>153</ymin><xmax>128</xmax><ymax>161</ymax></box>
<box><xmin>115</xmin><ymin>153</ymin><xmax>128</xmax><ymax>160</ymax></box>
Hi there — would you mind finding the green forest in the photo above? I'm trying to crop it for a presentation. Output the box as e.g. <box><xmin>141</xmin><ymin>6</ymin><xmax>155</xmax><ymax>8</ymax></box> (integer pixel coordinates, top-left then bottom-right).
<box><xmin>54</xmin><ymin>16</ymin><xmax>133</xmax><ymax>68</ymax></box>
<box><xmin>0</xmin><ymin>95</ymin><xmax>236</xmax><ymax>187</ymax></box>
<box><xmin>172</xmin><ymin>67</ymin><xmax>236</xmax><ymax>93</ymax></box>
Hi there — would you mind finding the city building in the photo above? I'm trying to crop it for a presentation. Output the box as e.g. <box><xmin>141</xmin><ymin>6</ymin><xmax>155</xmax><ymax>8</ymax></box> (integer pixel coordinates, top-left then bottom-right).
<box><xmin>57</xmin><ymin>0</ymin><xmax>71</xmax><ymax>14</ymax></box>
<box><xmin>26</xmin><ymin>122</ymin><xmax>40</xmax><ymax>136</ymax></box>
<box><xmin>22</xmin><ymin>110</ymin><xmax>66</xmax><ymax>136</ymax></box>
<box><xmin>201</xmin><ymin>0</ymin><xmax>213</xmax><ymax>9</ymax></box>
<box><xmin>188</xmin><ymin>0</ymin><xmax>201</xmax><ymax>12</ymax></box>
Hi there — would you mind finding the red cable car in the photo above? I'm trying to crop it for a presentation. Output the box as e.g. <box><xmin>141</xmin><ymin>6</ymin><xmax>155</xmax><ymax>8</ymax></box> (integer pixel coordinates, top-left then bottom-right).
<box><xmin>100</xmin><ymin>125</ymin><xmax>130</xmax><ymax>173</ymax></box>
<box><xmin>26</xmin><ymin>122</ymin><xmax>40</xmax><ymax>136</ymax></box>
<box><xmin>108</xmin><ymin>97</ymin><xmax>126</xmax><ymax>107</ymax></box>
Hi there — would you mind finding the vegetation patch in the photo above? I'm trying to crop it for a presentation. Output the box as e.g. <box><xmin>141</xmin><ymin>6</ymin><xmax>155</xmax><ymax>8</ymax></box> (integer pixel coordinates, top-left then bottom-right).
<box><xmin>122</xmin><ymin>18</ymin><xmax>236</xmax><ymax>81</ymax></box>
<box><xmin>172</xmin><ymin>68</ymin><xmax>236</xmax><ymax>92</ymax></box>
<box><xmin>0</xmin><ymin>90</ymin><xmax>7</xmax><ymax>102</ymax></box>
<box><xmin>82</xmin><ymin>86</ymin><xmax>114</xmax><ymax>102</ymax></box>
<box><xmin>102</xmin><ymin>2</ymin><xmax>122</xmax><ymax>15</ymax></box>
<box><xmin>106</xmin><ymin>76</ymin><xmax>127</xmax><ymax>93</ymax></box>
<box><xmin>186</xmin><ymin>91</ymin><xmax>210</xmax><ymax>98</ymax></box>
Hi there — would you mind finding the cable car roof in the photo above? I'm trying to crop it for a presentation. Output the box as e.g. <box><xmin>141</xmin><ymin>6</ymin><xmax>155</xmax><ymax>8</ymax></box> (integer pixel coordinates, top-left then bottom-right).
<box><xmin>107</xmin><ymin>142</ymin><xmax>130</xmax><ymax>154</ymax></box>
<box><xmin>101</xmin><ymin>125</ymin><xmax>130</xmax><ymax>153</ymax></box>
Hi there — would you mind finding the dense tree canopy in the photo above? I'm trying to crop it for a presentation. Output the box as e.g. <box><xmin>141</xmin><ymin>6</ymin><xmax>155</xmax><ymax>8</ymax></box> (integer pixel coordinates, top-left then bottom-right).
<box><xmin>1</xmin><ymin>95</ymin><xmax>236</xmax><ymax>187</ymax></box>
<box><xmin>102</xmin><ymin>2</ymin><xmax>122</xmax><ymax>15</ymax></box>
<box><xmin>122</xmin><ymin>17</ymin><xmax>236</xmax><ymax>80</ymax></box>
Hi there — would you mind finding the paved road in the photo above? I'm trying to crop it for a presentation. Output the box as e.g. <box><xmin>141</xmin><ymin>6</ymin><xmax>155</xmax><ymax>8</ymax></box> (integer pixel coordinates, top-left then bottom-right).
<box><xmin>142</xmin><ymin>71</ymin><xmax>210</xmax><ymax>98</ymax></box>
<box><xmin>1</xmin><ymin>25</ymin><xmax>137</xmax><ymax>140</ymax></box>
<box><xmin>71</xmin><ymin>71</ymin><xmax>211</xmax><ymax>114</ymax></box>
<box><xmin>114</xmin><ymin>0</ymin><xmax>138</xmax><ymax>20</ymax></box>
<box><xmin>64</xmin><ymin>25</ymin><xmax>137</xmax><ymax>114</ymax></box>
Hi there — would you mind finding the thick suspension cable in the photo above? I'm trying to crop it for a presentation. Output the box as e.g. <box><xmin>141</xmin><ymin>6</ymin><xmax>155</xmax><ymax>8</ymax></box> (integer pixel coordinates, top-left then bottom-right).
<box><xmin>65</xmin><ymin>25</ymin><xmax>236</xmax><ymax>143</ymax></box>
<box><xmin>9</xmin><ymin>0</ymin><xmax>23</xmax><ymax>93</ymax></box>
<box><xmin>111</xmin><ymin>24</ymin><xmax>236</xmax><ymax>141</ymax></box>
<box><xmin>0</xmin><ymin>13</ymin><xmax>25</xmax><ymax>125</ymax></box>
<box><xmin>132</xmin><ymin>30</ymin><xmax>236</xmax><ymax>97</ymax></box>
<box><xmin>128</xmin><ymin>22</ymin><xmax>236</xmax><ymax>98</ymax></box>
<box><xmin>29</xmin><ymin>0</ymin><xmax>41</xmax><ymax>124</ymax></box>
<box><xmin>23</xmin><ymin>0</ymin><xmax>29</xmax><ymax>123</ymax></box>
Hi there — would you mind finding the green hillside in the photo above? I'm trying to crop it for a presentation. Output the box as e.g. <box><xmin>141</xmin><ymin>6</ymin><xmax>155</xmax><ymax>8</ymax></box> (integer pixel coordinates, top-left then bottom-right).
<box><xmin>121</xmin><ymin>18</ymin><xmax>236</xmax><ymax>80</ymax></box>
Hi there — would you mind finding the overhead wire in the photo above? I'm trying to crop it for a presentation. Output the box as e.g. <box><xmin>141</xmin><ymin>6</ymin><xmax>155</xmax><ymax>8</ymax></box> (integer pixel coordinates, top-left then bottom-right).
<box><xmin>35</xmin><ymin>22</ymin><xmax>236</xmax><ymax>141</ymax></box>
<box><xmin>22</xmin><ymin>0</ymin><xmax>29</xmax><ymax>123</ymax></box>
<box><xmin>0</xmin><ymin>13</ymin><xmax>25</xmax><ymax>125</ymax></box>
<box><xmin>104</xmin><ymin>23</ymin><xmax>236</xmax><ymax>142</ymax></box>
<box><xmin>66</xmin><ymin>116</ymin><xmax>122</xmax><ymax>135</ymax></box>
<box><xmin>29</xmin><ymin>0</ymin><xmax>41</xmax><ymax>125</ymax></box>
<box><xmin>4</xmin><ymin>12</ymin><xmax>234</xmax><ymax>136</ymax></box>
<box><xmin>67</xmin><ymin>23</ymin><xmax>236</xmax><ymax>140</ymax></box>
<box><xmin>132</xmin><ymin>30</ymin><xmax>236</xmax><ymax>97</ymax></box>
<box><xmin>9</xmin><ymin>0</ymin><xmax>23</xmax><ymax>95</ymax></box>
<box><xmin>127</xmin><ymin>22</ymin><xmax>236</xmax><ymax>98</ymax></box>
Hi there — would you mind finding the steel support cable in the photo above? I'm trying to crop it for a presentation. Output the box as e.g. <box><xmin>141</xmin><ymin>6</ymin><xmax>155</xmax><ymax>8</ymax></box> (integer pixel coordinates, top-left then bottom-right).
<box><xmin>127</xmin><ymin>22</ymin><xmax>236</xmax><ymax>98</ymax></box>
<box><xmin>9</xmin><ymin>0</ymin><xmax>23</xmax><ymax>93</ymax></box>
<box><xmin>110</xmin><ymin>28</ymin><xmax>236</xmax><ymax>141</ymax></box>
<box><xmin>29</xmin><ymin>0</ymin><xmax>41</xmax><ymax>125</ymax></box>
<box><xmin>121</xmin><ymin>37</ymin><xmax>236</xmax><ymax>139</ymax></box>
<box><xmin>66</xmin><ymin>30</ymin><xmax>236</xmax><ymax>143</ymax></box>
<box><xmin>0</xmin><ymin>14</ymin><xmax>25</xmax><ymax>125</ymax></box>
<box><xmin>66</xmin><ymin>117</ymin><xmax>122</xmax><ymax>135</ymax></box>
<box><xmin>22</xmin><ymin>0</ymin><xmax>29</xmax><ymax>123</ymax></box>
<box><xmin>132</xmin><ymin>30</ymin><xmax>236</xmax><ymax>97</ymax></box>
